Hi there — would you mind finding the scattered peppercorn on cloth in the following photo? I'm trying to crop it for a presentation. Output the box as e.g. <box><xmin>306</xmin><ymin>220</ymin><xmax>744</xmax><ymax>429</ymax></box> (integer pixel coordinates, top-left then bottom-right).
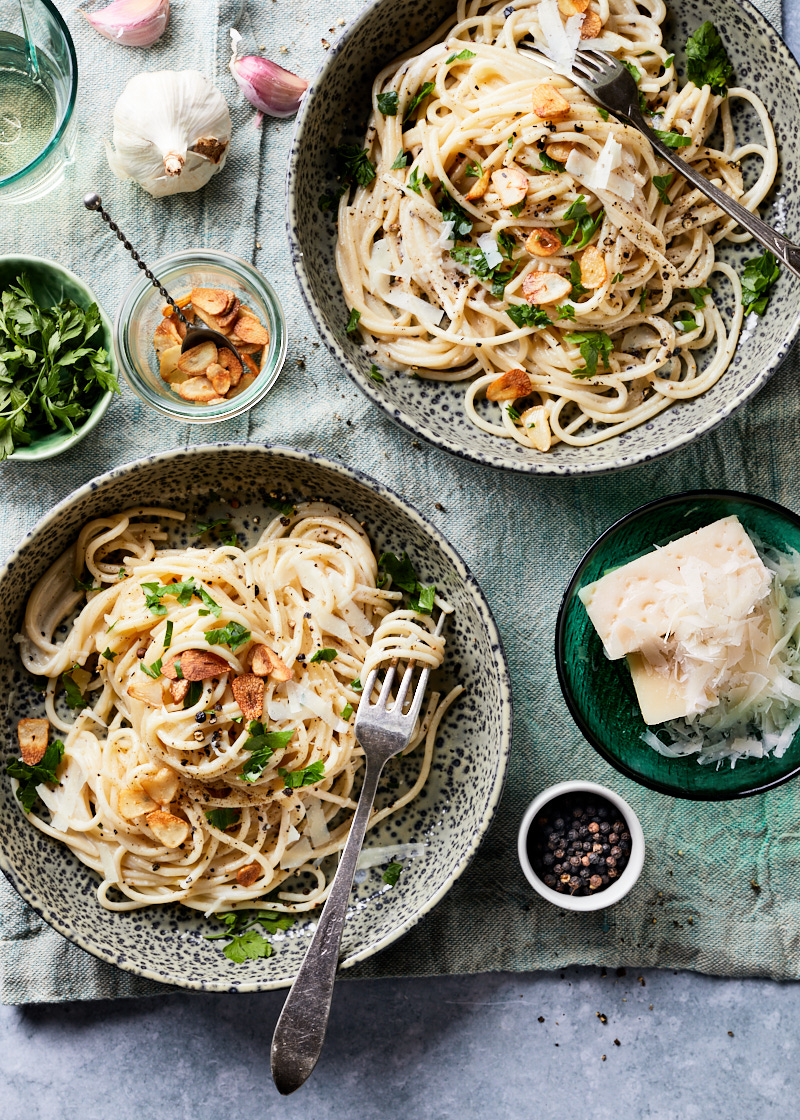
<box><xmin>0</xmin><ymin>0</ymin><xmax>794</xmax><ymax>1005</ymax></box>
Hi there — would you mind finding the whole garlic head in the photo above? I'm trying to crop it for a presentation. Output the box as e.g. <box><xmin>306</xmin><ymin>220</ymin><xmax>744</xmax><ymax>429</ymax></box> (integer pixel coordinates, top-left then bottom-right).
<box><xmin>106</xmin><ymin>70</ymin><xmax>232</xmax><ymax>197</ymax></box>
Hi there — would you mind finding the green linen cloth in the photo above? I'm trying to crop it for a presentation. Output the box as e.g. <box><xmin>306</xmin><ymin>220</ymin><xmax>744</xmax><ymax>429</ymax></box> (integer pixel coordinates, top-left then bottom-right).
<box><xmin>0</xmin><ymin>0</ymin><xmax>793</xmax><ymax>1005</ymax></box>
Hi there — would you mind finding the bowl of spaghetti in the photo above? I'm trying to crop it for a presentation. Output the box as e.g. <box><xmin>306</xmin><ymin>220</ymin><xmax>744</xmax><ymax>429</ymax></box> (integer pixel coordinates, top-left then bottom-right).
<box><xmin>287</xmin><ymin>0</ymin><xmax>800</xmax><ymax>475</ymax></box>
<box><xmin>0</xmin><ymin>445</ymin><xmax>511</xmax><ymax>990</ymax></box>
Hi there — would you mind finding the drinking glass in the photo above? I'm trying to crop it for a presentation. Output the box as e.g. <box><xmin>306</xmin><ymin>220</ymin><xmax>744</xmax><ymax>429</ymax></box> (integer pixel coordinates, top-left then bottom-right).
<box><xmin>0</xmin><ymin>0</ymin><xmax>77</xmax><ymax>204</ymax></box>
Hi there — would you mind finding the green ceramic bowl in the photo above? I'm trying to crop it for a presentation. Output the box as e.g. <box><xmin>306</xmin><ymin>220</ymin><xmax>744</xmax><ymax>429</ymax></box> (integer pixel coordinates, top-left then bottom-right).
<box><xmin>0</xmin><ymin>255</ymin><xmax>116</xmax><ymax>460</ymax></box>
<box><xmin>556</xmin><ymin>490</ymin><xmax>800</xmax><ymax>801</ymax></box>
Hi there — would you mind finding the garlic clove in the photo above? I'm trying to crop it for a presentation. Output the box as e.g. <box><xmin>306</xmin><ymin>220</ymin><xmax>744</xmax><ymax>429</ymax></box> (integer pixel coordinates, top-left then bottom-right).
<box><xmin>229</xmin><ymin>28</ymin><xmax>308</xmax><ymax>120</ymax></box>
<box><xmin>84</xmin><ymin>0</ymin><xmax>170</xmax><ymax>48</ymax></box>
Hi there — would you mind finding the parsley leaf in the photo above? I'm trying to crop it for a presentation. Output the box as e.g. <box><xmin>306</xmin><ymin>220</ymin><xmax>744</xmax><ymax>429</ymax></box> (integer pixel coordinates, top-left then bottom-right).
<box><xmin>140</xmin><ymin>657</ymin><xmax>163</xmax><ymax>679</ymax></box>
<box><xmin>450</xmin><ymin>245</ymin><xmax>518</xmax><ymax>296</ymax></box>
<box><xmin>383</xmin><ymin>861</ymin><xmax>403</xmax><ymax>885</ymax></box>
<box><xmin>8</xmin><ymin>739</ymin><xmax>64</xmax><ymax>813</ymax></box>
<box><xmin>621</xmin><ymin>60</ymin><xmax>641</xmax><ymax>83</ymax></box>
<box><xmin>560</xmin><ymin>196</ymin><xmax>604</xmax><ymax>249</ymax></box>
<box><xmin>101</xmin><ymin>647</ymin><xmax>116</xmax><ymax>661</ymax></box>
<box><xmin>335</xmin><ymin>144</ymin><xmax>377</xmax><ymax>187</ymax></box>
<box><xmin>611</xmin><ymin>272</ymin><xmax>624</xmax><ymax>284</ymax></box>
<box><xmin>341</xmin><ymin>702</ymin><xmax>354</xmax><ymax>720</ymax></box>
<box><xmin>195</xmin><ymin>517</ymin><xmax>230</xmax><ymax>535</ymax></box>
<box><xmin>465</xmin><ymin>159</ymin><xmax>483</xmax><ymax>178</ymax></box>
<box><xmin>506</xmin><ymin>405</ymin><xmax>521</xmax><ymax>422</ymax></box>
<box><xmin>73</xmin><ymin>576</ymin><xmax>99</xmax><ymax>592</ymax></box>
<box><xmin>653</xmin><ymin>128</ymin><xmax>691</xmax><ymax>148</ymax></box>
<box><xmin>240</xmin><ymin>722</ymin><xmax>294</xmax><ymax>783</ymax></box>
<box><xmin>141</xmin><ymin>581</ymin><xmax>167</xmax><ymax>616</ymax></box>
<box><xmin>345</xmin><ymin>308</ymin><xmax>361</xmax><ymax>333</ymax></box>
<box><xmin>407</xmin><ymin>166</ymin><xmax>433</xmax><ymax>194</ymax></box>
<box><xmin>688</xmin><ymin>286</ymin><xmax>711</xmax><ymax>308</ymax></box>
<box><xmin>497</xmin><ymin>230</ymin><xmax>516</xmax><ymax>260</ymax></box>
<box><xmin>664</xmin><ymin>54</ymin><xmax>675</xmax><ymax>69</ymax></box>
<box><xmin>183</xmin><ymin>681</ymin><xmax>203</xmax><ymax>709</ymax></box>
<box><xmin>509</xmin><ymin>201</ymin><xmax>525</xmax><ymax>218</ymax></box>
<box><xmin>446</xmin><ymin>49</ymin><xmax>476</xmax><ymax>63</ymax></box>
<box><xmin>653</xmin><ymin>173</ymin><xmax>673</xmax><ymax>206</ymax></box>
<box><xmin>309</xmin><ymin>648</ymin><xmax>338</xmax><ymax>664</ymax></box>
<box><xmin>279</xmin><ymin>760</ymin><xmax>326</xmax><ymax>788</ymax></box>
<box><xmin>539</xmin><ymin>152</ymin><xmax>565</xmax><ymax>173</ymax></box>
<box><xmin>598</xmin><ymin>108</ymin><xmax>609</xmax><ymax>121</ymax></box>
<box><xmin>318</xmin><ymin>186</ymin><xmax>347</xmax><ymax>213</ymax></box>
<box><xmin>569</xmin><ymin>260</ymin><xmax>588</xmax><ymax>301</ymax></box>
<box><xmin>351</xmin><ymin>677</ymin><xmax>363</xmax><ymax>691</ymax></box>
<box><xmin>507</xmin><ymin>304</ymin><xmax>551</xmax><ymax>329</ymax></box>
<box><xmin>205</xmin><ymin>808</ymin><xmax>240</xmax><ymax>830</ymax></box>
<box><xmin>204</xmin><ymin>910</ymin><xmax>296</xmax><ymax>963</ymax></box>
<box><xmin>740</xmin><ymin>251</ymin><xmax>780</xmax><ymax>315</ymax></box>
<box><xmin>377</xmin><ymin>90</ymin><xmax>399</xmax><ymax>116</ymax></box>
<box><xmin>556</xmin><ymin>304</ymin><xmax>576</xmax><ymax>321</ymax></box>
<box><xmin>268</xmin><ymin>499</ymin><xmax>295</xmax><ymax>517</ymax></box>
<box><xmin>205</xmin><ymin>621</ymin><xmax>250</xmax><ymax>652</ymax></box>
<box><xmin>439</xmin><ymin>191</ymin><xmax>473</xmax><ymax>241</ymax></box>
<box><xmin>391</xmin><ymin>149</ymin><xmax>410</xmax><ymax>170</ymax></box>
<box><xmin>378</xmin><ymin>552</ymin><xmax>435</xmax><ymax>615</ymax></box>
<box><xmin>639</xmin><ymin>288</ymin><xmax>647</xmax><ymax>313</ymax></box>
<box><xmin>369</xmin><ymin>364</ymin><xmax>385</xmax><ymax>383</ymax></box>
<box><xmin>408</xmin><ymin>583</ymin><xmax>436</xmax><ymax>614</ymax></box>
<box><xmin>675</xmin><ymin>310</ymin><xmax>698</xmax><ymax>331</ymax></box>
<box><xmin>685</xmin><ymin>21</ymin><xmax>734</xmax><ymax>96</ymax></box>
<box><xmin>404</xmin><ymin>81</ymin><xmax>435</xmax><ymax>121</ymax></box>
<box><xmin>566</xmin><ymin>330</ymin><xmax>614</xmax><ymax>378</ymax></box>
<box><xmin>163</xmin><ymin>621</ymin><xmax>173</xmax><ymax>649</ymax></box>
<box><xmin>61</xmin><ymin>672</ymin><xmax>87</xmax><ymax>710</ymax></box>
<box><xmin>223</xmin><ymin>929</ymin><xmax>272</xmax><ymax>963</ymax></box>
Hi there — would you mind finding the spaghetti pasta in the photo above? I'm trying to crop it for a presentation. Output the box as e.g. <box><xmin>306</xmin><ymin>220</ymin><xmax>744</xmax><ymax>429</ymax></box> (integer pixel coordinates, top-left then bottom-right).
<box><xmin>335</xmin><ymin>0</ymin><xmax>778</xmax><ymax>450</ymax></box>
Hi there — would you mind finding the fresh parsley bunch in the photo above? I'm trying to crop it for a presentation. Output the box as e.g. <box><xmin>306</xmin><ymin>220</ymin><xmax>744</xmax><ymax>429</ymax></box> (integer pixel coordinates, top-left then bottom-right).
<box><xmin>0</xmin><ymin>275</ymin><xmax>119</xmax><ymax>460</ymax></box>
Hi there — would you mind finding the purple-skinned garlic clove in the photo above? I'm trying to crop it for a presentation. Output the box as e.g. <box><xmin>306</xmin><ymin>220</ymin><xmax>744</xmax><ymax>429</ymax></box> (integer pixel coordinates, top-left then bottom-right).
<box><xmin>229</xmin><ymin>29</ymin><xmax>308</xmax><ymax>120</ymax></box>
<box><xmin>83</xmin><ymin>0</ymin><xmax>170</xmax><ymax>47</ymax></box>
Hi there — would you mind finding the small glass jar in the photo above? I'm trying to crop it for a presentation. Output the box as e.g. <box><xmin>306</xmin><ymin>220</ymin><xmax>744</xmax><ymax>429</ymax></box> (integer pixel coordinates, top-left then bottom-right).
<box><xmin>114</xmin><ymin>250</ymin><xmax>287</xmax><ymax>424</ymax></box>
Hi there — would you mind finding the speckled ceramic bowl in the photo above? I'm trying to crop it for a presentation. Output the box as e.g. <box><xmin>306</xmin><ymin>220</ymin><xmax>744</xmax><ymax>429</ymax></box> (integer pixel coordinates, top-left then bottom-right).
<box><xmin>0</xmin><ymin>446</ymin><xmax>511</xmax><ymax>991</ymax></box>
<box><xmin>286</xmin><ymin>0</ymin><xmax>800</xmax><ymax>476</ymax></box>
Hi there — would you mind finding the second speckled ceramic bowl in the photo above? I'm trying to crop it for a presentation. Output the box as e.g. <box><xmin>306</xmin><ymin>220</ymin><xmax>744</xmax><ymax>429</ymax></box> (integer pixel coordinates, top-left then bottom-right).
<box><xmin>0</xmin><ymin>445</ymin><xmax>512</xmax><ymax>991</ymax></box>
<box><xmin>287</xmin><ymin>0</ymin><xmax>800</xmax><ymax>475</ymax></box>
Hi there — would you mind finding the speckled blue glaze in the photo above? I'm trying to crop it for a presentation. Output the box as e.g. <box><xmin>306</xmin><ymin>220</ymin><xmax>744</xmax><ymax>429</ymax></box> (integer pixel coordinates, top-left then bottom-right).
<box><xmin>0</xmin><ymin>446</ymin><xmax>512</xmax><ymax>991</ymax></box>
<box><xmin>286</xmin><ymin>0</ymin><xmax>800</xmax><ymax>476</ymax></box>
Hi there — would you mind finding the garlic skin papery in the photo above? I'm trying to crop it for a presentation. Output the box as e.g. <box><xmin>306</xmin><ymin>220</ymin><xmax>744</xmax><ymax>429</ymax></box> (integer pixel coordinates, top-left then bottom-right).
<box><xmin>83</xmin><ymin>0</ymin><xmax>170</xmax><ymax>47</ymax></box>
<box><xmin>106</xmin><ymin>70</ymin><xmax>232</xmax><ymax>197</ymax></box>
<box><xmin>229</xmin><ymin>29</ymin><xmax>308</xmax><ymax>122</ymax></box>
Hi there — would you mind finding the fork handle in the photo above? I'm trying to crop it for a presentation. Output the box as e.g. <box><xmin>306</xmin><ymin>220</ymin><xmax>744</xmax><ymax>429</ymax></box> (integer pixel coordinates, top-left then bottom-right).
<box><xmin>625</xmin><ymin>108</ymin><xmax>800</xmax><ymax>280</ymax></box>
<box><xmin>270</xmin><ymin>754</ymin><xmax>386</xmax><ymax>1095</ymax></box>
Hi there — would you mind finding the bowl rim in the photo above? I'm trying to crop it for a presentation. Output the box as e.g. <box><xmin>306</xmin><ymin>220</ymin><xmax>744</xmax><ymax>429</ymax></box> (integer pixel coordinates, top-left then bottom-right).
<box><xmin>516</xmin><ymin>780</ymin><xmax>645</xmax><ymax>911</ymax></box>
<box><xmin>0</xmin><ymin>442</ymin><xmax>513</xmax><ymax>991</ymax></box>
<box><xmin>555</xmin><ymin>488</ymin><xmax>800</xmax><ymax>801</ymax></box>
<box><xmin>285</xmin><ymin>0</ymin><xmax>800</xmax><ymax>477</ymax></box>
<box><xmin>0</xmin><ymin>254</ymin><xmax>116</xmax><ymax>460</ymax></box>
<box><xmin>113</xmin><ymin>249</ymin><xmax>288</xmax><ymax>424</ymax></box>
<box><xmin>0</xmin><ymin>0</ymin><xmax>78</xmax><ymax>190</ymax></box>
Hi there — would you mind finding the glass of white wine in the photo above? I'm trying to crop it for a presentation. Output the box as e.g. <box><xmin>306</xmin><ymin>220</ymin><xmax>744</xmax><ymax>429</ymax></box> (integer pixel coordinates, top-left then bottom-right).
<box><xmin>0</xmin><ymin>0</ymin><xmax>77</xmax><ymax>205</ymax></box>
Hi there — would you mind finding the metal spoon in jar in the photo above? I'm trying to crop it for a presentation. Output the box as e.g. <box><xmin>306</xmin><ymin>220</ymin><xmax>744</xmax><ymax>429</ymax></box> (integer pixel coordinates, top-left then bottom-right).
<box><xmin>82</xmin><ymin>193</ymin><xmax>243</xmax><ymax>364</ymax></box>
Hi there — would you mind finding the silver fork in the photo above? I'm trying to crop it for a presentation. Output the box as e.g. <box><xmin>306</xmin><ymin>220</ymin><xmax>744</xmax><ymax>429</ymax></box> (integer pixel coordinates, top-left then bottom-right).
<box><xmin>270</xmin><ymin>611</ymin><xmax>447</xmax><ymax>1095</ymax></box>
<box><xmin>518</xmin><ymin>43</ymin><xmax>800</xmax><ymax>279</ymax></box>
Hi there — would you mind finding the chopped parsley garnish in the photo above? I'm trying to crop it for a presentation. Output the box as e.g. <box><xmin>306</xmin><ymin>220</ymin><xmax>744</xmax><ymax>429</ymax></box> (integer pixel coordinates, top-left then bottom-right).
<box><xmin>404</xmin><ymin>81</ymin><xmax>435</xmax><ymax>121</ymax></box>
<box><xmin>183</xmin><ymin>681</ymin><xmax>202</xmax><ymax>709</ymax></box>
<box><xmin>506</xmin><ymin>304</ymin><xmax>551</xmax><ymax>329</ymax></box>
<box><xmin>61</xmin><ymin>672</ymin><xmax>87</xmax><ymax>710</ymax></box>
<box><xmin>465</xmin><ymin>159</ymin><xmax>483</xmax><ymax>178</ymax></box>
<box><xmin>378</xmin><ymin>551</ymin><xmax>436</xmax><ymax>614</ymax></box>
<box><xmin>566</xmin><ymin>330</ymin><xmax>614</xmax><ymax>378</ymax></box>
<box><xmin>335</xmin><ymin>144</ymin><xmax>377</xmax><ymax>187</ymax></box>
<box><xmin>507</xmin><ymin>133</ymin><xmax>516</xmax><ymax>150</ymax></box>
<box><xmin>140</xmin><ymin>577</ymin><xmax>219</xmax><ymax>618</ymax></box>
<box><xmin>639</xmin><ymin>288</ymin><xmax>647</xmax><ymax>312</ymax></box>
<box><xmin>539</xmin><ymin>152</ymin><xmax>565</xmax><ymax>173</ymax></box>
<box><xmin>351</xmin><ymin>677</ymin><xmax>363</xmax><ymax>691</ymax></box>
<box><xmin>204</xmin><ymin>909</ymin><xmax>295</xmax><ymax>964</ymax></box>
<box><xmin>141</xmin><ymin>582</ymin><xmax>167</xmax><ymax>616</ymax></box>
<box><xmin>221</xmin><ymin>532</ymin><xmax>239</xmax><ymax>549</ymax></box>
<box><xmin>279</xmin><ymin>760</ymin><xmax>326</xmax><ymax>788</ymax></box>
<box><xmin>674</xmin><ymin>310</ymin><xmax>698</xmax><ymax>331</ymax></box>
<box><xmin>369</xmin><ymin>364</ymin><xmax>385</xmax><ymax>383</ymax></box>
<box><xmin>318</xmin><ymin>186</ymin><xmax>347</xmax><ymax>213</ymax></box>
<box><xmin>653</xmin><ymin>173</ymin><xmax>673</xmax><ymax>206</ymax></box>
<box><xmin>345</xmin><ymin>308</ymin><xmax>361</xmax><ymax>333</ymax></box>
<box><xmin>664</xmin><ymin>54</ymin><xmax>674</xmax><ymax>69</ymax></box>
<box><xmin>205</xmin><ymin>621</ymin><xmax>251</xmax><ymax>652</ymax></box>
<box><xmin>377</xmin><ymin>90</ymin><xmax>399</xmax><ymax>116</ymax></box>
<box><xmin>391</xmin><ymin>149</ymin><xmax>410</xmax><ymax>170</ymax></box>
<box><xmin>205</xmin><ymin>808</ymin><xmax>240</xmax><ymax>830</ymax></box>
<box><xmin>240</xmin><ymin>722</ymin><xmax>294</xmax><ymax>783</ymax></box>
<box><xmin>556</xmin><ymin>304</ymin><xmax>576</xmax><ymax>321</ymax></box>
<box><xmin>341</xmin><ymin>702</ymin><xmax>354</xmax><ymax>720</ymax></box>
<box><xmin>598</xmin><ymin>108</ymin><xmax>609</xmax><ymax>121</ymax></box>
<box><xmin>268</xmin><ymin>499</ymin><xmax>295</xmax><ymax>517</ymax></box>
<box><xmin>446</xmin><ymin>49</ymin><xmax>476</xmax><ymax>63</ymax></box>
<box><xmin>74</xmin><ymin>576</ymin><xmax>99</xmax><ymax>592</ymax></box>
<box><xmin>621</xmin><ymin>60</ymin><xmax>641</xmax><ymax>83</ymax></box>
<box><xmin>383</xmin><ymin>861</ymin><xmax>403</xmax><ymax>886</ymax></box>
<box><xmin>309</xmin><ymin>648</ymin><xmax>338</xmax><ymax>664</ymax></box>
<box><xmin>569</xmin><ymin>260</ymin><xmax>589</xmax><ymax>300</ymax></box>
<box><xmin>560</xmin><ymin>196</ymin><xmax>604</xmax><ymax>249</ymax></box>
<box><xmin>497</xmin><ymin>230</ymin><xmax>516</xmax><ymax>259</ymax></box>
<box><xmin>509</xmin><ymin>201</ymin><xmax>525</xmax><ymax>218</ymax></box>
<box><xmin>740</xmin><ymin>251</ymin><xmax>780</xmax><ymax>315</ymax></box>
<box><xmin>611</xmin><ymin>272</ymin><xmax>624</xmax><ymax>284</ymax></box>
<box><xmin>652</xmin><ymin>128</ymin><xmax>691</xmax><ymax>148</ymax></box>
<box><xmin>8</xmin><ymin>739</ymin><xmax>64</xmax><ymax>813</ymax></box>
<box><xmin>101</xmin><ymin>647</ymin><xmax>116</xmax><ymax>661</ymax></box>
<box><xmin>687</xmin><ymin>286</ymin><xmax>711</xmax><ymax>308</ymax></box>
<box><xmin>164</xmin><ymin>621</ymin><xmax>173</xmax><ymax>649</ymax></box>
<box><xmin>140</xmin><ymin>657</ymin><xmax>163</xmax><ymax>679</ymax></box>
<box><xmin>450</xmin><ymin>245</ymin><xmax>519</xmax><ymax>298</ymax></box>
<box><xmin>439</xmin><ymin>191</ymin><xmax>473</xmax><ymax>241</ymax></box>
<box><xmin>408</xmin><ymin>166</ymin><xmax>433</xmax><ymax>194</ymax></box>
<box><xmin>685</xmin><ymin>21</ymin><xmax>734</xmax><ymax>96</ymax></box>
<box><xmin>195</xmin><ymin>517</ymin><xmax>230</xmax><ymax>535</ymax></box>
<box><xmin>118</xmin><ymin>568</ymin><xmax>127</xmax><ymax>580</ymax></box>
<box><xmin>507</xmin><ymin>404</ymin><xmax>521</xmax><ymax>422</ymax></box>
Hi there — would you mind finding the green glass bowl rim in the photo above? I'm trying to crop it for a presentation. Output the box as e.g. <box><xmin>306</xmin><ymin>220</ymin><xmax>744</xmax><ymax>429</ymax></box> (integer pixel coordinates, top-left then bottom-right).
<box><xmin>554</xmin><ymin>488</ymin><xmax>800</xmax><ymax>802</ymax></box>
<box><xmin>113</xmin><ymin>249</ymin><xmax>288</xmax><ymax>423</ymax></box>
<box><xmin>0</xmin><ymin>253</ymin><xmax>116</xmax><ymax>460</ymax></box>
<box><xmin>0</xmin><ymin>0</ymin><xmax>79</xmax><ymax>189</ymax></box>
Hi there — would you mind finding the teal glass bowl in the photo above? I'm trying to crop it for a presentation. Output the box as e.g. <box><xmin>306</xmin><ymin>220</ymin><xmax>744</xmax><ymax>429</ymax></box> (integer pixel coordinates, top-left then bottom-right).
<box><xmin>0</xmin><ymin>255</ymin><xmax>116</xmax><ymax>460</ymax></box>
<box><xmin>556</xmin><ymin>490</ymin><xmax>800</xmax><ymax>801</ymax></box>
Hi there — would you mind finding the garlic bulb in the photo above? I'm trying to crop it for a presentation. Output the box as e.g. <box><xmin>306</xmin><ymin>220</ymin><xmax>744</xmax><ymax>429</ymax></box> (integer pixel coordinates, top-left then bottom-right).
<box><xmin>229</xmin><ymin>29</ymin><xmax>307</xmax><ymax>121</ymax></box>
<box><xmin>83</xmin><ymin>0</ymin><xmax>170</xmax><ymax>47</ymax></box>
<box><xmin>106</xmin><ymin>70</ymin><xmax>232</xmax><ymax>197</ymax></box>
